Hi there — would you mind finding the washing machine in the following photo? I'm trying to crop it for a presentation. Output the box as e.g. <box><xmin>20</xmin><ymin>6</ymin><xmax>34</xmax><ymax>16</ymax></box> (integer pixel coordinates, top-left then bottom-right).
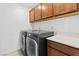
<box><xmin>20</xmin><ymin>31</ymin><xmax>27</xmax><ymax>56</ymax></box>
<box><xmin>26</xmin><ymin>30</ymin><xmax>54</xmax><ymax>56</ymax></box>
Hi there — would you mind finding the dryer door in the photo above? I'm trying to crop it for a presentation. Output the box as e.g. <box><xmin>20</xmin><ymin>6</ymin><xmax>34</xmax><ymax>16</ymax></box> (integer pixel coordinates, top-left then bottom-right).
<box><xmin>26</xmin><ymin>37</ymin><xmax>38</xmax><ymax>56</ymax></box>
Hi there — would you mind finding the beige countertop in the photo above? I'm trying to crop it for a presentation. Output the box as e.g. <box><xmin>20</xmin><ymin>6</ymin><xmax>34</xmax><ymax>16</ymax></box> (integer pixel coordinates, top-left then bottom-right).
<box><xmin>46</xmin><ymin>33</ymin><xmax>79</xmax><ymax>49</ymax></box>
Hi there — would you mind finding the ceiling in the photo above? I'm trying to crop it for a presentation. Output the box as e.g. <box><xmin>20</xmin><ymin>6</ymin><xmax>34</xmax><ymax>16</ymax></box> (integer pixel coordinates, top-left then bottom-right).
<box><xmin>18</xmin><ymin>3</ymin><xmax>39</xmax><ymax>9</ymax></box>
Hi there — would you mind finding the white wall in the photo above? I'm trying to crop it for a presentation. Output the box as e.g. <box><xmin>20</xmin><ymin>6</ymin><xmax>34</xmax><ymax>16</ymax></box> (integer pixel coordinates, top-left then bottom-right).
<box><xmin>0</xmin><ymin>3</ymin><xmax>32</xmax><ymax>54</ymax></box>
<box><xmin>31</xmin><ymin>15</ymin><xmax>79</xmax><ymax>34</ymax></box>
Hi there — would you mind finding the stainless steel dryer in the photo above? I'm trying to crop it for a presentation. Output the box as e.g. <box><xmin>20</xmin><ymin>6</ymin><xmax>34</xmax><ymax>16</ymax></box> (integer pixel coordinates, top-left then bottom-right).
<box><xmin>26</xmin><ymin>30</ymin><xmax>54</xmax><ymax>56</ymax></box>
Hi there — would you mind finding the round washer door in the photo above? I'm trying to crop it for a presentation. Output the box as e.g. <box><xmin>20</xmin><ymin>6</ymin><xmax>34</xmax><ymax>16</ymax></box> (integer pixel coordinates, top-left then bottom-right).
<box><xmin>26</xmin><ymin>37</ymin><xmax>38</xmax><ymax>56</ymax></box>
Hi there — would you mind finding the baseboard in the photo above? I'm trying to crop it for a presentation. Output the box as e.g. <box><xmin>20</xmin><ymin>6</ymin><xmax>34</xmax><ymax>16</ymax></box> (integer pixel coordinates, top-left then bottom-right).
<box><xmin>0</xmin><ymin>48</ymin><xmax>22</xmax><ymax>56</ymax></box>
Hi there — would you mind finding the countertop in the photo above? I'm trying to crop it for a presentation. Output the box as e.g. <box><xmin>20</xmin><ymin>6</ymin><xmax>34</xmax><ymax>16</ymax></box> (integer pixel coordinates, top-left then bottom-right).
<box><xmin>46</xmin><ymin>33</ymin><xmax>79</xmax><ymax>49</ymax></box>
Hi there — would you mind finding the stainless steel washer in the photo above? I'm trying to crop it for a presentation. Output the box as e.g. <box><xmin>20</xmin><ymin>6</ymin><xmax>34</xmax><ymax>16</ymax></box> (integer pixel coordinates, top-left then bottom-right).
<box><xmin>26</xmin><ymin>30</ymin><xmax>54</xmax><ymax>56</ymax></box>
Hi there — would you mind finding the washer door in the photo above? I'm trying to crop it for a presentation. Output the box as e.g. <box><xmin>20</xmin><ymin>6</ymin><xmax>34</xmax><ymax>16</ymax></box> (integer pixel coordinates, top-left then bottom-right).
<box><xmin>26</xmin><ymin>37</ymin><xmax>38</xmax><ymax>56</ymax></box>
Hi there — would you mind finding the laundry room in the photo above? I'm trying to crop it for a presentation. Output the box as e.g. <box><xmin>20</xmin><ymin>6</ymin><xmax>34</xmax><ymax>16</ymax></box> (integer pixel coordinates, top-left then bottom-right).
<box><xmin>0</xmin><ymin>0</ymin><xmax>79</xmax><ymax>57</ymax></box>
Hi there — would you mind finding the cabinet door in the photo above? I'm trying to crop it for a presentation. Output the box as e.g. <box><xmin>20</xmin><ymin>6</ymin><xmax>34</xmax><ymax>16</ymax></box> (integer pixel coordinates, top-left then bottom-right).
<box><xmin>48</xmin><ymin>47</ymin><xmax>67</xmax><ymax>56</ymax></box>
<box><xmin>53</xmin><ymin>3</ymin><xmax>78</xmax><ymax>16</ymax></box>
<box><xmin>78</xmin><ymin>4</ymin><xmax>79</xmax><ymax>10</ymax></box>
<box><xmin>35</xmin><ymin>4</ymin><xmax>42</xmax><ymax>21</ymax></box>
<box><xmin>42</xmin><ymin>3</ymin><xmax>53</xmax><ymax>18</ymax></box>
<box><xmin>29</xmin><ymin>9</ymin><xmax>35</xmax><ymax>22</ymax></box>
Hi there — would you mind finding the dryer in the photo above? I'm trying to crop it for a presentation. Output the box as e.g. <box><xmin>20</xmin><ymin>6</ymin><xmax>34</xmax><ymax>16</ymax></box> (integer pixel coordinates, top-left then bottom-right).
<box><xmin>26</xmin><ymin>30</ymin><xmax>54</xmax><ymax>56</ymax></box>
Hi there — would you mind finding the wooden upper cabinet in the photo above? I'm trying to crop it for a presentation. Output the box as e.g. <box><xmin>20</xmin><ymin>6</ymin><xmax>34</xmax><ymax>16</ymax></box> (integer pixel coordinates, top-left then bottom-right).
<box><xmin>35</xmin><ymin>4</ymin><xmax>42</xmax><ymax>21</ymax></box>
<box><xmin>29</xmin><ymin>9</ymin><xmax>35</xmax><ymax>22</ymax></box>
<box><xmin>53</xmin><ymin>3</ymin><xmax>78</xmax><ymax>16</ymax></box>
<box><xmin>29</xmin><ymin>3</ymin><xmax>78</xmax><ymax>22</ymax></box>
<box><xmin>78</xmin><ymin>4</ymin><xmax>79</xmax><ymax>10</ymax></box>
<box><xmin>42</xmin><ymin>3</ymin><xmax>53</xmax><ymax>18</ymax></box>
